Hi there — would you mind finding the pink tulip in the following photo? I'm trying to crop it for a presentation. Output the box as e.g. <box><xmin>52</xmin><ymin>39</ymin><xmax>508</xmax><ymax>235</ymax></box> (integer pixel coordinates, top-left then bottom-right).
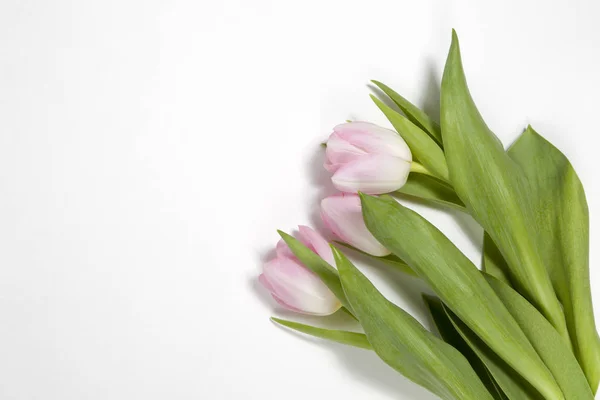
<box><xmin>321</xmin><ymin>194</ymin><xmax>390</xmax><ymax>257</ymax></box>
<box><xmin>260</xmin><ymin>226</ymin><xmax>341</xmax><ymax>316</ymax></box>
<box><xmin>275</xmin><ymin>225</ymin><xmax>335</xmax><ymax>266</ymax></box>
<box><xmin>324</xmin><ymin>122</ymin><xmax>412</xmax><ymax>194</ymax></box>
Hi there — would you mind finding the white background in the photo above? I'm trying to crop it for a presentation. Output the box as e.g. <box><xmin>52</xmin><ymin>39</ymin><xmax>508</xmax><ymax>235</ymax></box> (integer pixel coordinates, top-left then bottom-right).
<box><xmin>0</xmin><ymin>0</ymin><xmax>599</xmax><ymax>399</ymax></box>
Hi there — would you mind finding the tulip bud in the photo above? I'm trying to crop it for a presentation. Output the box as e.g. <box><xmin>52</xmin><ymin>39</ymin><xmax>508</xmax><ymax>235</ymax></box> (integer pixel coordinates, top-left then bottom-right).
<box><xmin>321</xmin><ymin>194</ymin><xmax>391</xmax><ymax>257</ymax></box>
<box><xmin>275</xmin><ymin>225</ymin><xmax>335</xmax><ymax>266</ymax></box>
<box><xmin>260</xmin><ymin>226</ymin><xmax>341</xmax><ymax>316</ymax></box>
<box><xmin>324</xmin><ymin>122</ymin><xmax>412</xmax><ymax>194</ymax></box>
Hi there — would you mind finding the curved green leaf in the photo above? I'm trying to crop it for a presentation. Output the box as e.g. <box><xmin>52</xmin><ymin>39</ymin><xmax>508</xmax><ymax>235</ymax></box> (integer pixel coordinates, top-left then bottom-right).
<box><xmin>394</xmin><ymin>173</ymin><xmax>466</xmax><ymax>211</ymax></box>
<box><xmin>440</xmin><ymin>31</ymin><xmax>568</xmax><ymax>341</ymax></box>
<box><xmin>271</xmin><ymin>318</ymin><xmax>372</xmax><ymax>350</ymax></box>
<box><xmin>334</xmin><ymin>241</ymin><xmax>416</xmax><ymax>276</ymax></box>
<box><xmin>443</xmin><ymin>304</ymin><xmax>542</xmax><ymax>400</ymax></box>
<box><xmin>424</xmin><ymin>295</ymin><xmax>506</xmax><ymax>400</ymax></box>
<box><xmin>371</xmin><ymin>80</ymin><xmax>443</xmax><ymax>146</ymax></box>
<box><xmin>507</xmin><ymin>126</ymin><xmax>600</xmax><ymax>391</ymax></box>
<box><xmin>371</xmin><ymin>95</ymin><xmax>450</xmax><ymax>182</ymax></box>
<box><xmin>482</xmin><ymin>232</ymin><xmax>511</xmax><ymax>285</ymax></box>
<box><xmin>333</xmin><ymin>247</ymin><xmax>495</xmax><ymax>400</ymax></box>
<box><xmin>359</xmin><ymin>194</ymin><xmax>563</xmax><ymax>400</ymax></box>
<box><xmin>485</xmin><ymin>274</ymin><xmax>595</xmax><ymax>400</ymax></box>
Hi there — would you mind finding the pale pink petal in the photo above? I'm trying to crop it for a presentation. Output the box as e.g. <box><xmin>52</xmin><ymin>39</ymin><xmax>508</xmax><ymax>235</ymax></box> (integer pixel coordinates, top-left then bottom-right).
<box><xmin>331</xmin><ymin>154</ymin><xmax>411</xmax><ymax>194</ymax></box>
<box><xmin>275</xmin><ymin>239</ymin><xmax>295</xmax><ymax>259</ymax></box>
<box><xmin>261</xmin><ymin>273</ymin><xmax>307</xmax><ymax>313</ymax></box>
<box><xmin>333</xmin><ymin>122</ymin><xmax>412</xmax><ymax>162</ymax></box>
<box><xmin>320</xmin><ymin>195</ymin><xmax>390</xmax><ymax>257</ymax></box>
<box><xmin>297</xmin><ymin>225</ymin><xmax>335</xmax><ymax>266</ymax></box>
<box><xmin>271</xmin><ymin>293</ymin><xmax>304</xmax><ymax>313</ymax></box>
<box><xmin>262</xmin><ymin>256</ymin><xmax>341</xmax><ymax>315</ymax></box>
<box><xmin>324</xmin><ymin>131</ymin><xmax>367</xmax><ymax>171</ymax></box>
<box><xmin>259</xmin><ymin>273</ymin><xmax>275</xmax><ymax>292</ymax></box>
<box><xmin>324</xmin><ymin>160</ymin><xmax>342</xmax><ymax>173</ymax></box>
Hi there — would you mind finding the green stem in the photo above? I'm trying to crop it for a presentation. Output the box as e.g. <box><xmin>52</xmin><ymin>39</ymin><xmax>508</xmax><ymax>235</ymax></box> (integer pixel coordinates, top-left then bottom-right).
<box><xmin>410</xmin><ymin>161</ymin><xmax>451</xmax><ymax>185</ymax></box>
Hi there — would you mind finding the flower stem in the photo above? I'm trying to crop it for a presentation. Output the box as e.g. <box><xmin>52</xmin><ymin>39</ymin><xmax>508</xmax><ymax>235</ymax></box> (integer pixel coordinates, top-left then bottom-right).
<box><xmin>410</xmin><ymin>161</ymin><xmax>436</xmax><ymax>178</ymax></box>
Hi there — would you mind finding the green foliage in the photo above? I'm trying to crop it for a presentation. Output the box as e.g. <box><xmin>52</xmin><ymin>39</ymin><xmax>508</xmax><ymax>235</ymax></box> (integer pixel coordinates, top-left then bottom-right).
<box><xmin>334</xmin><ymin>247</ymin><xmax>494</xmax><ymax>400</ymax></box>
<box><xmin>506</xmin><ymin>127</ymin><xmax>600</xmax><ymax>391</ymax></box>
<box><xmin>440</xmin><ymin>31</ymin><xmax>569</xmax><ymax>341</ymax></box>
<box><xmin>371</xmin><ymin>80</ymin><xmax>443</xmax><ymax>146</ymax></box>
<box><xmin>485</xmin><ymin>274</ymin><xmax>594</xmax><ymax>399</ymax></box>
<box><xmin>271</xmin><ymin>318</ymin><xmax>372</xmax><ymax>350</ymax></box>
<box><xmin>267</xmin><ymin>30</ymin><xmax>599</xmax><ymax>400</ymax></box>
<box><xmin>371</xmin><ymin>95</ymin><xmax>450</xmax><ymax>182</ymax></box>
<box><xmin>359</xmin><ymin>194</ymin><xmax>563</xmax><ymax>400</ymax></box>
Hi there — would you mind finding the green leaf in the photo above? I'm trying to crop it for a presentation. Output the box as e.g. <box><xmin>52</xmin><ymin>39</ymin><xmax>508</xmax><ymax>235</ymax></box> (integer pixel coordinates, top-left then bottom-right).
<box><xmin>440</xmin><ymin>31</ymin><xmax>569</xmax><ymax>341</ymax></box>
<box><xmin>333</xmin><ymin>241</ymin><xmax>416</xmax><ymax>276</ymax></box>
<box><xmin>359</xmin><ymin>194</ymin><xmax>563</xmax><ymax>400</ymax></box>
<box><xmin>371</xmin><ymin>95</ymin><xmax>450</xmax><ymax>182</ymax></box>
<box><xmin>271</xmin><ymin>317</ymin><xmax>372</xmax><ymax>350</ymax></box>
<box><xmin>371</xmin><ymin>80</ymin><xmax>443</xmax><ymax>146</ymax></box>
<box><xmin>424</xmin><ymin>295</ymin><xmax>507</xmax><ymax>400</ymax></box>
<box><xmin>507</xmin><ymin>126</ymin><xmax>600</xmax><ymax>391</ymax></box>
<box><xmin>481</xmin><ymin>232</ymin><xmax>511</xmax><ymax>285</ymax></box>
<box><xmin>333</xmin><ymin>247</ymin><xmax>495</xmax><ymax>400</ymax></box>
<box><xmin>278</xmin><ymin>231</ymin><xmax>354</xmax><ymax>315</ymax></box>
<box><xmin>485</xmin><ymin>274</ymin><xmax>595</xmax><ymax>400</ymax></box>
<box><xmin>394</xmin><ymin>173</ymin><xmax>466</xmax><ymax>211</ymax></box>
<box><xmin>443</xmin><ymin>304</ymin><xmax>543</xmax><ymax>400</ymax></box>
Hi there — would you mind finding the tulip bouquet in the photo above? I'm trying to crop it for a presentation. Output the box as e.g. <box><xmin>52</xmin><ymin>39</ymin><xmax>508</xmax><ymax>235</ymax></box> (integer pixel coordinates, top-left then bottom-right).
<box><xmin>259</xmin><ymin>31</ymin><xmax>600</xmax><ymax>400</ymax></box>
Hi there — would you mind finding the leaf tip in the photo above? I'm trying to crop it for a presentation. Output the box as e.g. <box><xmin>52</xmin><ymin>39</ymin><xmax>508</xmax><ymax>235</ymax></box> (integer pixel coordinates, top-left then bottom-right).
<box><xmin>358</xmin><ymin>191</ymin><xmax>372</xmax><ymax>207</ymax></box>
<box><xmin>330</xmin><ymin>244</ymin><xmax>346</xmax><ymax>269</ymax></box>
<box><xmin>369</xmin><ymin>93</ymin><xmax>381</xmax><ymax>104</ymax></box>
<box><xmin>357</xmin><ymin>191</ymin><xmax>373</xmax><ymax>201</ymax></box>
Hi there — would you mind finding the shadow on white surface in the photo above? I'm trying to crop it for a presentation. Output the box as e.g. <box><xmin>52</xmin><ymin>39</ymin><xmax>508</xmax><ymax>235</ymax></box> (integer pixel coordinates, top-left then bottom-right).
<box><xmin>448</xmin><ymin>210</ymin><xmax>484</xmax><ymax>255</ymax></box>
<box><xmin>420</xmin><ymin>61</ymin><xmax>442</xmax><ymax>124</ymax></box>
<box><xmin>273</xmin><ymin>323</ymin><xmax>438</xmax><ymax>400</ymax></box>
<box><xmin>306</xmin><ymin>145</ymin><xmax>342</xmax><ymax>235</ymax></box>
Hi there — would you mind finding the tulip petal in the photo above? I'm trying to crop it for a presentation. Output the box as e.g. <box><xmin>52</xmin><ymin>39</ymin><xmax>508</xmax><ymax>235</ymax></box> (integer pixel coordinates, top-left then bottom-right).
<box><xmin>331</xmin><ymin>154</ymin><xmax>411</xmax><ymax>194</ymax></box>
<box><xmin>262</xmin><ymin>257</ymin><xmax>341</xmax><ymax>315</ymax></box>
<box><xmin>258</xmin><ymin>273</ymin><xmax>275</xmax><ymax>292</ymax></box>
<box><xmin>324</xmin><ymin>131</ymin><xmax>366</xmax><ymax>172</ymax></box>
<box><xmin>297</xmin><ymin>225</ymin><xmax>335</xmax><ymax>266</ymax></box>
<box><xmin>275</xmin><ymin>238</ymin><xmax>295</xmax><ymax>259</ymax></box>
<box><xmin>321</xmin><ymin>195</ymin><xmax>390</xmax><ymax>257</ymax></box>
<box><xmin>333</xmin><ymin>122</ymin><xmax>412</xmax><ymax>161</ymax></box>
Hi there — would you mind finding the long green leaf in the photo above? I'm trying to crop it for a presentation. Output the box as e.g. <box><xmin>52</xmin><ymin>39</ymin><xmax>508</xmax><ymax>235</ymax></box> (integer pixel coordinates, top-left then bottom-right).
<box><xmin>333</xmin><ymin>247</ymin><xmax>495</xmax><ymax>400</ymax></box>
<box><xmin>507</xmin><ymin>126</ymin><xmax>600</xmax><ymax>391</ymax></box>
<box><xmin>440</xmin><ymin>31</ymin><xmax>569</xmax><ymax>341</ymax></box>
<box><xmin>359</xmin><ymin>194</ymin><xmax>563</xmax><ymax>400</ymax></box>
<box><xmin>424</xmin><ymin>295</ymin><xmax>506</xmax><ymax>400</ymax></box>
<box><xmin>278</xmin><ymin>231</ymin><xmax>354</xmax><ymax>315</ymax></box>
<box><xmin>271</xmin><ymin>317</ymin><xmax>372</xmax><ymax>350</ymax></box>
<box><xmin>334</xmin><ymin>242</ymin><xmax>416</xmax><ymax>276</ymax></box>
<box><xmin>394</xmin><ymin>173</ymin><xmax>466</xmax><ymax>211</ymax></box>
<box><xmin>371</xmin><ymin>80</ymin><xmax>443</xmax><ymax>146</ymax></box>
<box><xmin>371</xmin><ymin>95</ymin><xmax>450</xmax><ymax>182</ymax></box>
<box><xmin>485</xmin><ymin>274</ymin><xmax>595</xmax><ymax>399</ymax></box>
<box><xmin>481</xmin><ymin>232</ymin><xmax>511</xmax><ymax>285</ymax></box>
<box><xmin>443</xmin><ymin>304</ymin><xmax>542</xmax><ymax>400</ymax></box>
